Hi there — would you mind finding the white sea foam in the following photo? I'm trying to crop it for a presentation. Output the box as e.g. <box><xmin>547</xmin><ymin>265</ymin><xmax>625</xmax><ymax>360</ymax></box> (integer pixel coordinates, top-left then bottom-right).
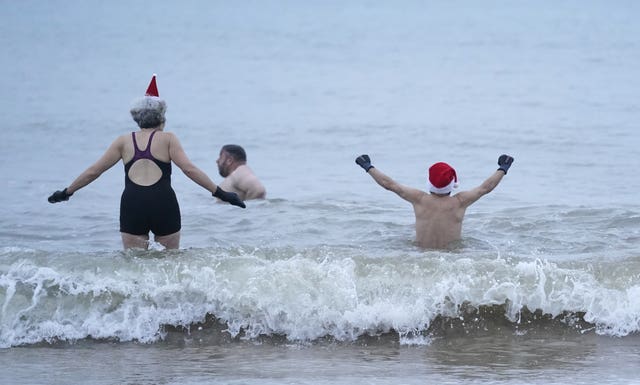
<box><xmin>2</xmin><ymin>247</ymin><xmax>638</xmax><ymax>348</ymax></box>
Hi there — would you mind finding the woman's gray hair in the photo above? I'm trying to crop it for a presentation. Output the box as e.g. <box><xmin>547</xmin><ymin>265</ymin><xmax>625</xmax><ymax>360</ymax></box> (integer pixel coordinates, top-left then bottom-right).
<box><xmin>129</xmin><ymin>96</ymin><xmax>167</xmax><ymax>128</ymax></box>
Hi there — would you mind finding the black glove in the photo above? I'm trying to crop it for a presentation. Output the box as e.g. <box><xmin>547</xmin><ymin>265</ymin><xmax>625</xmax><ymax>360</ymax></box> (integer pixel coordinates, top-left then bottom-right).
<box><xmin>213</xmin><ymin>186</ymin><xmax>246</xmax><ymax>208</ymax></box>
<box><xmin>497</xmin><ymin>154</ymin><xmax>514</xmax><ymax>174</ymax></box>
<box><xmin>48</xmin><ymin>188</ymin><xmax>73</xmax><ymax>203</ymax></box>
<box><xmin>355</xmin><ymin>154</ymin><xmax>374</xmax><ymax>172</ymax></box>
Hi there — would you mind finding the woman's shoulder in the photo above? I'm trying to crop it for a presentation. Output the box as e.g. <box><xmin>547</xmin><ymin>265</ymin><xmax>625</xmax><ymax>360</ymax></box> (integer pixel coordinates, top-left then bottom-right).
<box><xmin>156</xmin><ymin>130</ymin><xmax>178</xmax><ymax>139</ymax></box>
<box><xmin>156</xmin><ymin>131</ymin><xmax>182</xmax><ymax>146</ymax></box>
<box><xmin>113</xmin><ymin>133</ymin><xmax>131</xmax><ymax>145</ymax></box>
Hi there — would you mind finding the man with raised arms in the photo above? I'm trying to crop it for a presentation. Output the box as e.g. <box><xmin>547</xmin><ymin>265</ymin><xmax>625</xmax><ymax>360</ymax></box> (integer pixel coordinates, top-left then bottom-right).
<box><xmin>355</xmin><ymin>154</ymin><xmax>514</xmax><ymax>249</ymax></box>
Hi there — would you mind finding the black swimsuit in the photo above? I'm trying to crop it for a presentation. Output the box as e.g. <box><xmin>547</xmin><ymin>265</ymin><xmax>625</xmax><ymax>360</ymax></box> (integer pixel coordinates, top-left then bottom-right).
<box><xmin>119</xmin><ymin>131</ymin><xmax>181</xmax><ymax>236</ymax></box>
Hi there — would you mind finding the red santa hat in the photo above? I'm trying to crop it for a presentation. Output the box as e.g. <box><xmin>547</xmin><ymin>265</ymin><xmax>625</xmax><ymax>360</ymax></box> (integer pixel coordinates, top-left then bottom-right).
<box><xmin>130</xmin><ymin>74</ymin><xmax>166</xmax><ymax>115</ymax></box>
<box><xmin>145</xmin><ymin>74</ymin><xmax>159</xmax><ymax>97</ymax></box>
<box><xmin>428</xmin><ymin>162</ymin><xmax>458</xmax><ymax>194</ymax></box>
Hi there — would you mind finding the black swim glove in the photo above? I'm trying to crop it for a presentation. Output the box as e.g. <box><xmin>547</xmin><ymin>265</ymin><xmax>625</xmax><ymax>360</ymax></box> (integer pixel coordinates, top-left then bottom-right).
<box><xmin>48</xmin><ymin>188</ymin><xmax>73</xmax><ymax>203</ymax></box>
<box><xmin>355</xmin><ymin>154</ymin><xmax>374</xmax><ymax>172</ymax></box>
<box><xmin>213</xmin><ymin>186</ymin><xmax>246</xmax><ymax>208</ymax></box>
<box><xmin>497</xmin><ymin>154</ymin><xmax>514</xmax><ymax>174</ymax></box>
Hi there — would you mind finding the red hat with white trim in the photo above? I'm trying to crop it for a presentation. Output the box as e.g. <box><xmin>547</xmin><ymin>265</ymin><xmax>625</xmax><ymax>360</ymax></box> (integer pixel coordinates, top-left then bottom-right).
<box><xmin>428</xmin><ymin>162</ymin><xmax>458</xmax><ymax>194</ymax></box>
<box><xmin>130</xmin><ymin>74</ymin><xmax>166</xmax><ymax>120</ymax></box>
<box><xmin>145</xmin><ymin>74</ymin><xmax>159</xmax><ymax>97</ymax></box>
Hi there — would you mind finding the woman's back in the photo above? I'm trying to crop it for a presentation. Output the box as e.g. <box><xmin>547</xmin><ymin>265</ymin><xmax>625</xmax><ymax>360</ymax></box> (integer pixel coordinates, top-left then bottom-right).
<box><xmin>122</xmin><ymin>129</ymin><xmax>172</xmax><ymax>187</ymax></box>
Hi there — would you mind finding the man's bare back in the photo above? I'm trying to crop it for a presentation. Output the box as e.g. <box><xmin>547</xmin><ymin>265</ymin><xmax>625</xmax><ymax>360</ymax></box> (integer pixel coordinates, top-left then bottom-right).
<box><xmin>411</xmin><ymin>193</ymin><xmax>465</xmax><ymax>248</ymax></box>
<box><xmin>355</xmin><ymin>154</ymin><xmax>514</xmax><ymax>249</ymax></box>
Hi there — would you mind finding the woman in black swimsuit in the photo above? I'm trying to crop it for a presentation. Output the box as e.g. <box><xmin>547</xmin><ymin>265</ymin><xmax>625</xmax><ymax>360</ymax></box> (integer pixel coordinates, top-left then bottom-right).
<box><xmin>48</xmin><ymin>74</ymin><xmax>245</xmax><ymax>249</ymax></box>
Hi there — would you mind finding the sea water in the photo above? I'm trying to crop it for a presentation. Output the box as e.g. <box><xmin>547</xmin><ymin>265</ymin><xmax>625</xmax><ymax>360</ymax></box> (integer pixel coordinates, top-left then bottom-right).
<box><xmin>1</xmin><ymin>1</ymin><xmax>639</xmax><ymax>384</ymax></box>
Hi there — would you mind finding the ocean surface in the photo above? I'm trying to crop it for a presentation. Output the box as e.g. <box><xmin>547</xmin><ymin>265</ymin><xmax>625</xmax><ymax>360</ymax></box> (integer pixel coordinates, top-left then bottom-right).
<box><xmin>1</xmin><ymin>1</ymin><xmax>640</xmax><ymax>384</ymax></box>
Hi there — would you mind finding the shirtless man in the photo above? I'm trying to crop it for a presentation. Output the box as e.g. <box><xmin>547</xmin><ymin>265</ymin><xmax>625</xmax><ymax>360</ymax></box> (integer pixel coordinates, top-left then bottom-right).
<box><xmin>216</xmin><ymin>144</ymin><xmax>266</xmax><ymax>200</ymax></box>
<box><xmin>355</xmin><ymin>154</ymin><xmax>514</xmax><ymax>249</ymax></box>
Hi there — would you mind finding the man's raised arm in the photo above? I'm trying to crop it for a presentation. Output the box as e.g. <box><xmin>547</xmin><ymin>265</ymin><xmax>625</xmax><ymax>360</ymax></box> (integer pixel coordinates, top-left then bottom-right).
<box><xmin>456</xmin><ymin>154</ymin><xmax>514</xmax><ymax>208</ymax></box>
<box><xmin>355</xmin><ymin>154</ymin><xmax>422</xmax><ymax>203</ymax></box>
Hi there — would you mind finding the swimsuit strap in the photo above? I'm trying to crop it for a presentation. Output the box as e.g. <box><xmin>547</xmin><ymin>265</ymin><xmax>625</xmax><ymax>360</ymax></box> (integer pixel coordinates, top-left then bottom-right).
<box><xmin>131</xmin><ymin>130</ymin><xmax>158</xmax><ymax>161</ymax></box>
